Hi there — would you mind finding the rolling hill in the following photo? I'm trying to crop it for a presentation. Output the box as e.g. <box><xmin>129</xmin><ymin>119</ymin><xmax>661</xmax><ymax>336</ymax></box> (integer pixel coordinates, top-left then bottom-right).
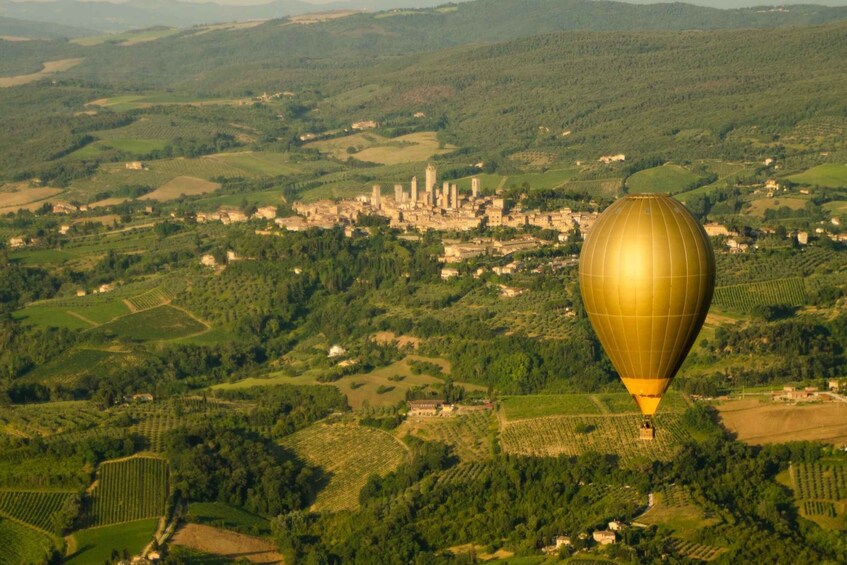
<box><xmin>0</xmin><ymin>16</ymin><xmax>94</xmax><ymax>39</ymax></box>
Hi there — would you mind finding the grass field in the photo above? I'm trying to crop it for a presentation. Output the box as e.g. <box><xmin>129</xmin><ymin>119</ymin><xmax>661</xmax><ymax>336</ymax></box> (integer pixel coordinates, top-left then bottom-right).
<box><xmin>71</xmin><ymin>27</ymin><xmax>182</xmax><ymax>46</ymax></box>
<box><xmin>13</xmin><ymin>305</ymin><xmax>100</xmax><ymax>330</ymax></box>
<box><xmin>0</xmin><ymin>518</ymin><xmax>55</xmax><ymax>564</ymax></box>
<box><xmin>501</xmin><ymin>394</ymin><xmax>601</xmax><ymax>419</ymax></box>
<box><xmin>71</xmin><ymin>138</ymin><xmax>169</xmax><ymax>159</ymax></box>
<box><xmin>86</xmin><ymin>95</ymin><xmax>243</xmax><ymax>112</ymax></box>
<box><xmin>307</xmin><ymin>131</ymin><xmax>456</xmax><ymax>165</ymax></box>
<box><xmin>280</xmin><ymin>423</ymin><xmax>408</xmax><ymax>511</ymax></box>
<box><xmin>451</xmin><ymin>168</ymin><xmax>580</xmax><ymax>192</ymax></box>
<box><xmin>627</xmin><ymin>164</ymin><xmax>704</xmax><ymax>194</ymax></box>
<box><xmin>501</xmin><ymin>392</ymin><xmax>688</xmax><ymax>420</ymax></box>
<box><xmin>65</xmin><ymin>518</ymin><xmax>158</xmax><ymax>565</ymax></box>
<box><xmin>747</xmin><ymin>196</ymin><xmax>808</xmax><ymax>217</ymax></box>
<box><xmin>97</xmin><ymin>305</ymin><xmax>207</xmax><ymax>341</ymax></box>
<box><xmin>88</xmin><ymin>456</ymin><xmax>168</xmax><ymax>526</ymax></box>
<box><xmin>716</xmin><ymin>398</ymin><xmax>847</xmax><ymax>445</ymax></box>
<box><xmin>187</xmin><ymin>502</ymin><xmax>270</xmax><ymax>536</ymax></box>
<box><xmin>67</xmin><ymin>151</ymin><xmax>297</xmax><ymax>201</ymax></box>
<box><xmin>0</xmin><ymin>58</ymin><xmax>83</xmax><ymax>87</ymax></box>
<box><xmin>561</xmin><ymin>177</ymin><xmax>623</xmax><ymax>198</ymax></box>
<box><xmin>500</xmin><ymin>413</ymin><xmax>691</xmax><ymax>464</ymax></box>
<box><xmin>788</xmin><ymin>164</ymin><xmax>847</xmax><ymax>188</ymax></box>
<box><xmin>213</xmin><ymin>355</ymin><xmax>477</xmax><ymax>410</ymax></box>
<box><xmin>638</xmin><ymin>484</ymin><xmax>719</xmax><ymax>539</ymax></box>
<box><xmin>139</xmin><ymin>176</ymin><xmax>220</xmax><ymax>201</ymax></box>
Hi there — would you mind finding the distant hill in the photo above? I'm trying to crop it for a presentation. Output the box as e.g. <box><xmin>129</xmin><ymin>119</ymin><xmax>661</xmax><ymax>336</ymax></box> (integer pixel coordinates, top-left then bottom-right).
<box><xmin>0</xmin><ymin>16</ymin><xmax>94</xmax><ymax>39</ymax></box>
<box><xmin>55</xmin><ymin>0</ymin><xmax>847</xmax><ymax>87</ymax></box>
<box><xmin>66</xmin><ymin>18</ymin><xmax>847</xmax><ymax>162</ymax></box>
<box><xmin>0</xmin><ymin>0</ymin><xmax>463</xmax><ymax>32</ymax></box>
<box><xmin>3</xmin><ymin>0</ymin><xmax>847</xmax><ymax>33</ymax></box>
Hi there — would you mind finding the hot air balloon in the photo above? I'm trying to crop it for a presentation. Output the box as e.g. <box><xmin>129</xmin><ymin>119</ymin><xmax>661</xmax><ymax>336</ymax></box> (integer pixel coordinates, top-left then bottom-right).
<box><xmin>578</xmin><ymin>194</ymin><xmax>715</xmax><ymax>439</ymax></box>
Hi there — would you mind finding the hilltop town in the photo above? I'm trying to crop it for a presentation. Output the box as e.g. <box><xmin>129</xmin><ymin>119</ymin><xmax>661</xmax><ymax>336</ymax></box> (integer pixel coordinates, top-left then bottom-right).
<box><xmin>279</xmin><ymin>164</ymin><xmax>598</xmax><ymax>235</ymax></box>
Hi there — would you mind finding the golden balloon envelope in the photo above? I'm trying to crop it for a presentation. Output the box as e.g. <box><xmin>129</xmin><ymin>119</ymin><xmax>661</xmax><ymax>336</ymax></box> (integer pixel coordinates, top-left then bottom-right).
<box><xmin>579</xmin><ymin>194</ymin><xmax>715</xmax><ymax>417</ymax></box>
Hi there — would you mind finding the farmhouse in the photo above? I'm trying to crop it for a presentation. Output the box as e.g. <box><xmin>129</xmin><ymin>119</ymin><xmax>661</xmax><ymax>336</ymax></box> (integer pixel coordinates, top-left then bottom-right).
<box><xmin>126</xmin><ymin>161</ymin><xmax>144</xmax><ymax>170</ymax></box>
<box><xmin>704</xmin><ymin>222</ymin><xmax>733</xmax><ymax>237</ymax></box>
<box><xmin>592</xmin><ymin>530</ymin><xmax>616</xmax><ymax>545</ymax></box>
<box><xmin>771</xmin><ymin>387</ymin><xmax>819</xmax><ymax>402</ymax></box>
<box><xmin>598</xmin><ymin>153</ymin><xmax>626</xmax><ymax>164</ymax></box>
<box><xmin>352</xmin><ymin>120</ymin><xmax>379</xmax><ymax>130</ymax></box>
<box><xmin>499</xmin><ymin>285</ymin><xmax>525</xmax><ymax>298</ymax></box>
<box><xmin>275</xmin><ymin>215</ymin><xmax>311</xmax><ymax>231</ymax></box>
<box><xmin>254</xmin><ymin>205</ymin><xmax>278</xmax><ymax>220</ymax></box>
<box><xmin>220</xmin><ymin>209</ymin><xmax>248</xmax><ymax>224</ymax></box>
<box><xmin>829</xmin><ymin>380</ymin><xmax>842</xmax><ymax>392</ymax></box>
<box><xmin>608</xmin><ymin>520</ymin><xmax>627</xmax><ymax>531</ymax></box>
<box><xmin>441</xmin><ymin>267</ymin><xmax>459</xmax><ymax>280</ymax></box>
<box><xmin>8</xmin><ymin>236</ymin><xmax>25</xmax><ymax>248</ymax></box>
<box><xmin>408</xmin><ymin>399</ymin><xmax>442</xmax><ymax>416</ymax></box>
<box><xmin>328</xmin><ymin>344</ymin><xmax>347</xmax><ymax>358</ymax></box>
<box><xmin>543</xmin><ymin>535</ymin><xmax>571</xmax><ymax>554</ymax></box>
<box><xmin>200</xmin><ymin>254</ymin><xmax>218</xmax><ymax>267</ymax></box>
<box><xmin>52</xmin><ymin>202</ymin><xmax>78</xmax><ymax>215</ymax></box>
<box><xmin>131</xmin><ymin>393</ymin><xmax>154</xmax><ymax>402</ymax></box>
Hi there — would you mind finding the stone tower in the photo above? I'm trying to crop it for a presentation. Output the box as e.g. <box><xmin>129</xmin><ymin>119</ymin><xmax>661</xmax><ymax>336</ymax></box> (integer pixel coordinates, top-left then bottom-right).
<box><xmin>371</xmin><ymin>185</ymin><xmax>381</xmax><ymax>209</ymax></box>
<box><xmin>425</xmin><ymin>163</ymin><xmax>437</xmax><ymax>195</ymax></box>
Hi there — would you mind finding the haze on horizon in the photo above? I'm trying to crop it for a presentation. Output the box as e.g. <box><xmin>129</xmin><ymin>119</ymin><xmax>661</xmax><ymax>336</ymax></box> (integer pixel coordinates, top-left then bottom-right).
<box><xmin>10</xmin><ymin>0</ymin><xmax>847</xmax><ymax>7</ymax></box>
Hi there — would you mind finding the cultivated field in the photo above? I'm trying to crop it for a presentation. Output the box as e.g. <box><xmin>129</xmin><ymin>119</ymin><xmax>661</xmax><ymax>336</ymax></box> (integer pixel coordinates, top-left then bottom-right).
<box><xmin>713</xmin><ymin>277</ymin><xmax>806</xmax><ymax>312</ymax></box>
<box><xmin>716</xmin><ymin>398</ymin><xmax>847</xmax><ymax>445</ymax></box>
<box><xmin>0</xmin><ymin>58</ymin><xmax>83</xmax><ymax>87</ymax></box>
<box><xmin>0</xmin><ymin>185</ymin><xmax>64</xmax><ymax>213</ymax></box>
<box><xmin>500</xmin><ymin>413</ymin><xmax>691</xmax><ymax>463</ymax></box>
<box><xmin>666</xmin><ymin>538</ymin><xmax>726</xmax><ymax>562</ymax></box>
<box><xmin>139</xmin><ymin>176</ymin><xmax>220</xmax><ymax>201</ymax></box>
<box><xmin>0</xmin><ymin>518</ymin><xmax>55</xmax><ymax>564</ymax></box>
<box><xmin>88</xmin><ymin>456</ymin><xmax>168</xmax><ymax>526</ymax></box>
<box><xmin>0</xmin><ymin>399</ymin><xmax>108</xmax><ymax>437</ymax></box>
<box><xmin>0</xmin><ymin>490</ymin><xmax>76</xmax><ymax>533</ymax></box>
<box><xmin>627</xmin><ymin>164</ymin><xmax>703</xmax><ymax>194</ymax></box>
<box><xmin>97</xmin><ymin>305</ymin><xmax>207</xmax><ymax>341</ymax></box>
<box><xmin>171</xmin><ymin>523</ymin><xmax>283</xmax><ymax>564</ymax></box>
<box><xmin>65</xmin><ymin>518</ymin><xmax>158</xmax><ymax>565</ymax></box>
<box><xmin>280</xmin><ymin>423</ymin><xmax>408</xmax><ymax>511</ymax></box>
<box><xmin>399</xmin><ymin>411</ymin><xmax>493</xmax><ymax>461</ymax></box>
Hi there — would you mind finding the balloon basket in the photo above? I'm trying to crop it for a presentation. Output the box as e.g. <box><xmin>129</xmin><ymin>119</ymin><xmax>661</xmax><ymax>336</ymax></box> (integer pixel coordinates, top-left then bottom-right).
<box><xmin>639</xmin><ymin>417</ymin><xmax>655</xmax><ymax>441</ymax></box>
